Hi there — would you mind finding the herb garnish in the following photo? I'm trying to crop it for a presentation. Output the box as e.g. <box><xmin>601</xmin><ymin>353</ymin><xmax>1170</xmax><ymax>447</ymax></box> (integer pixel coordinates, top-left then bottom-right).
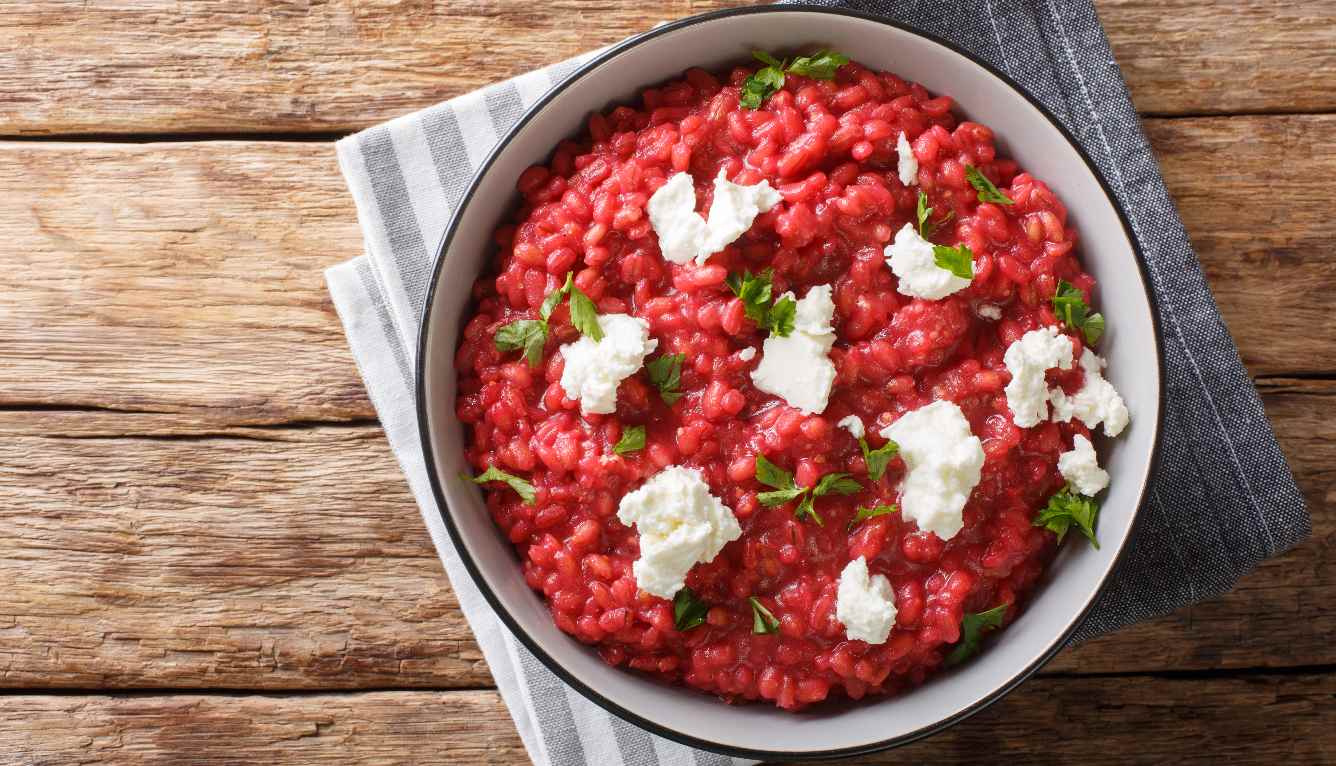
<box><xmin>1034</xmin><ymin>484</ymin><xmax>1100</xmax><ymax>548</ymax></box>
<box><xmin>965</xmin><ymin>165</ymin><xmax>1014</xmax><ymax>206</ymax></box>
<box><xmin>461</xmin><ymin>465</ymin><xmax>537</xmax><ymax>505</ymax></box>
<box><xmin>726</xmin><ymin>269</ymin><xmax>797</xmax><ymax>337</ymax></box>
<box><xmin>848</xmin><ymin>504</ymin><xmax>899</xmax><ymax>530</ymax></box>
<box><xmin>916</xmin><ymin>190</ymin><xmax>955</xmax><ymax>239</ymax></box>
<box><xmin>740</xmin><ymin>49</ymin><xmax>850</xmax><ymax>109</ymax></box>
<box><xmin>1052</xmin><ymin>280</ymin><xmax>1105</xmax><ymax>345</ymax></box>
<box><xmin>673</xmin><ymin>587</ymin><xmax>710</xmax><ymax>632</ymax></box>
<box><xmin>754</xmin><ymin>454</ymin><xmax>862</xmax><ymax>526</ymax></box>
<box><xmin>932</xmin><ymin>244</ymin><xmax>975</xmax><ymax>280</ymax></box>
<box><xmin>748</xmin><ymin>596</ymin><xmax>781</xmax><ymax>634</ymax></box>
<box><xmin>945</xmin><ymin>604</ymin><xmax>1008</xmax><ymax>666</ymax></box>
<box><xmin>613</xmin><ymin>425</ymin><xmax>646</xmax><ymax>455</ymax></box>
<box><xmin>858</xmin><ymin>437</ymin><xmax>900</xmax><ymax>481</ymax></box>
<box><xmin>645</xmin><ymin>352</ymin><xmax>686</xmax><ymax>405</ymax></box>
<box><xmin>494</xmin><ymin>272</ymin><xmax>602</xmax><ymax>365</ymax></box>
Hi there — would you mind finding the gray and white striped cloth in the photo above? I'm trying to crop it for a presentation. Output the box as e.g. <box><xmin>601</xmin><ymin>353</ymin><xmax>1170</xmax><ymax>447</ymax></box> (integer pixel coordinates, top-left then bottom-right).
<box><xmin>325</xmin><ymin>2</ymin><xmax>1307</xmax><ymax>763</ymax></box>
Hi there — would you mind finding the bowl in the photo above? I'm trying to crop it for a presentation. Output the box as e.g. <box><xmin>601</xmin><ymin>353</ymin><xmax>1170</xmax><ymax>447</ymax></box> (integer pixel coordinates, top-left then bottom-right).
<box><xmin>416</xmin><ymin>5</ymin><xmax>1163</xmax><ymax>759</ymax></box>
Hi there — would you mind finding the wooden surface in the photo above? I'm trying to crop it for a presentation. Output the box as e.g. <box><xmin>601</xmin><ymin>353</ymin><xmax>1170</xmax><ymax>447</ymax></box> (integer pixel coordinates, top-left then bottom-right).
<box><xmin>1</xmin><ymin>0</ymin><xmax>1333</xmax><ymax>762</ymax></box>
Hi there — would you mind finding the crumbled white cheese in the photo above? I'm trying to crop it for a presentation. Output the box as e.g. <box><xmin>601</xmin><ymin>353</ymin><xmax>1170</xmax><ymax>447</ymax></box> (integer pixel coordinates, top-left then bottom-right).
<box><xmin>897</xmin><ymin>132</ymin><xmax>918</xmax><ymax>187</ymax></box>
<box><xmin>646</xmin><ymin>169</ymin><xmax>781</xmax><ymax>266</ymax></box>
<box><xmin>836</xmin><ymin>556</ymin><xmax>897</xmax><ymax>645</ymax></box>
<box><xmin>977</xmin><ymin>303</ymin><xmax>1002</xmax><ymax>320</ymax></box>
<box><xmin>558</xmin><ymin>313</ymin><xmax>658</xmax><ymax>416</ymax></box>
<box><xmin>837</xmin><ymin>415</ymin><xmax>865</xmax><ymax>440</ymax></box>
<box><xmin>1003</xmin><ymin>326</ymin><xmax>1074</xmax><ymax>428</ymax></box>
<box><xmin>646</xmin><ymin>172</ymin><xmax>709</xmax><ymax>265</ymax></box>
<box><xmin>1050</xmin><ymin>348</ymin><xmax>1130</xmax><ymax>437</ymax></box>
<box><xmin>750</xmin><ymin>284</ymin><xmax>837</xmax><ymax>415</ymax></box>
<box><xmin>1058</xmin><ymin>434</ymin><xmax>1110</xmax><ymax>495</ymax></box>
<box><xmin>738</xmin><ymin>346</ymin><xmax>756</xmax><ymax>362</ymax></box>
<box><xmin>882</xmin><ymin>400</ymin><xmax>985</xmax><ymax>541</ymax></box>
<box><xmin>615</xmin><ymin>466</ymin><xmax>742</xmax><ymax>599</ymax></box>
<box><xmin>701</xmin><ymin>168</ymin><xmax>782</xmax><ymax>259</ymax></box>
<box><xmin>885</xmin><ymin>224</ymin><xmax>972</xmax><ymax>300</ymax></box>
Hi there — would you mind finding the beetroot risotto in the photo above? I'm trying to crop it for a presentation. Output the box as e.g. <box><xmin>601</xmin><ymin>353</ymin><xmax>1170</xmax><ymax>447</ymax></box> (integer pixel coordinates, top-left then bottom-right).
<box><xmin>455</xmin><ymin>50</ymin><xmax>1129</xmax><ymax>711</ymax></box>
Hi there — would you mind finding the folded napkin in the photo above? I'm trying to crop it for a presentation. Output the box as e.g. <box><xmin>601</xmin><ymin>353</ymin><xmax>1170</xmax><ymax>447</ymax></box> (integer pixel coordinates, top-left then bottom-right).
<box><xmin>325</xmin><ymin>1</ymin><xmax>1309</xmax><ymax>762</ymax></box>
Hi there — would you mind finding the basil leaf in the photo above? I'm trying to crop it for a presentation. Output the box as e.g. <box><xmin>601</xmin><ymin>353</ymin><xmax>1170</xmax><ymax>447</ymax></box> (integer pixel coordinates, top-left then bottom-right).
<box><xmin>540</xmin><ymin>273</ymin><xmax>573</xmax><ymax>321</ymax></box>
<box><xmin>945</xmin><ymin>604</ymin><xmax>1008</xmax><ymax>666</ymax></box>
<box><xmin>752</xmin><ymin>50</ymin><xmax>783</xmax><ymax>68</ymax></box>
<box><xmin>848</xmin><ymin>504</ymin><xmax>898</xmax><ymax>530</ymax></box>
<box><xmin>1034</xmin><ymin>485</ymin><xmax>1100</xmax><ymax>548</ymax></box>
<box><xmin>1052</xmin><ymin>280</ymin><xmax>1105</xmax><ymax>345</ymax></box>
<box><xmin>463</xmin><ymin>465</ymin><xmax>537</xmax><ymax>505</ymax></box>
<box><xmin>645</xmin><ymin>353</ymin><xmax>685</xmax><ymax>405</ymax></box>
<box><xmin>748</xmin><ymin>596</ymin><xmax>781</xmax><ymax>634</ymax></box>
<box><xmin>673</xmin><ymin>587</ymin><xmax>710</xmax><ymax>632</ymax></box>
<box><xmin>786</xmin><ymin>50</ymin><xmax>849</xmax><ymax>79</ymax></box>
<box><xmin>932</xmin><ymin>244</ymin><xmax>975</xmax><ymax>280</ymax></box>
<box><xmin>859</xmin><ymin>437</ymin><xmax>899</xmax><ymax>481</ymax></box>
<box><xmin>765</xmin><ymin>295</ymin><xmax>797</xmax><ymax>337</ymax></box>
<box><xmin>494</xmin><ymin>319</ymin><xmax>549</xmax><ymax>367</ymax></box>
<box><xmin>965</xmin><ymin>165</ymin><xmax>1015</xmax><ymax>205</ymax></box>
<box><xmin>758</xmin><ymin>487</ymin><xmax>807</xmax><ymax>507</ymax></box>
<box><xmin>813</xmin><ymin>472</ymin><xmax>861</xmax><ymax>497</ymax></box>
<box><xmin>916</xmin><ymin>191</ymin><xmax>932</xmax><ymax>238</ymax></box>
<box><xmin>613</xmin><ymin>425</ymin><xmax>646</xmax><ymax>455</ymax></box>
<box><xmin>567</xmin><ymin>284</ymin><xmax>602</xmax><ymax>341</ymax></box>
<box><xmin>753</xmin><ymin>454</ymin><xmax>795</xmax><ymax>490</ymax></box>
<box><xmin>793</xmin><ymin>494</ymin><xmax>823</xmax><ymax>526</ymax></box>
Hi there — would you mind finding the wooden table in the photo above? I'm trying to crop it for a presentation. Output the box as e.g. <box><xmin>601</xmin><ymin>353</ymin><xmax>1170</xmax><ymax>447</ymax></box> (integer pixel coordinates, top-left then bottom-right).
<box><xmin>2</xmin><ymin>1</ymin><xmax>1333</xmax><ymax>763</ymax></box>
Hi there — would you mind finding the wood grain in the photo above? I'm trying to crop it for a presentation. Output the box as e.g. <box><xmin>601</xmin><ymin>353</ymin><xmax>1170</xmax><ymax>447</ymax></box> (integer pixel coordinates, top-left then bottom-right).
<box><xmin>1</xmin><ymin>1</ymin><xmax>1333</xmax><ymax>137</ymax></box>
<box><xmin>0</xmin><ymin>380</ymin><xmax>1328</xmax><ymax>690</ymax></box>
<box><xmin>3</xmin><ymin>672</ymin><xmax>1334</xmax><ymax>765</ymax></box>
<box><xmin>3</xmin><ymin>115</ymin><xmax>1334</xmax><ymax>423</ymax></box>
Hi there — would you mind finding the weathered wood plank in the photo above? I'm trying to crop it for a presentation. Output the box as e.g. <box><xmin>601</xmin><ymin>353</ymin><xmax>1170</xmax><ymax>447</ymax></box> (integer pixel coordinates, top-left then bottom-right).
<box><xmin>0</xmin><ymin>424</ymin><xmax>490</xmax><ymax>690</ymax></box>
<box><xmin>3</xmin><ymin>673</ymin><xmax>1334</xmax><ymax>765</ymax></box>
<box><xmin>1</xmin><ymin>1</ymin><xmax>1332</xmax><ymax>137</ymax></box>
<box><xmin>0</xmin><ymin>140</ymin><xmax>373</xmax><ymax>424</ymax></box>
<box><xmin>0</xmin><ymin>381</ymin><xmax>1327</xmax><ymax>690</ymax></box>
<box><xmin>2</xmin><ymin>115</ymin><xmax>1334</xmax><ymax>422</ymax></box>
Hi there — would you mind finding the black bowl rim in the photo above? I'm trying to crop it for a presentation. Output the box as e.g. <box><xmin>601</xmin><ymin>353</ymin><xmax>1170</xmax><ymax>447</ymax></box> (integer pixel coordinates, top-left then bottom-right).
<box><xmin>414</xmin><ymin>4</ymin><xmax>1167</xmax><ymax>760</ymax></box>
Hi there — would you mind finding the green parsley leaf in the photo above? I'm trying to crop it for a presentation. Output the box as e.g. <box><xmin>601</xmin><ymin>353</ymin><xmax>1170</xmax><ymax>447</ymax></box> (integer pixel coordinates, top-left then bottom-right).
<box><xmin>848</xmin><ymin>504</ymin><xmax>898</xmax><ymax>530</ymax></box>
<box><xmin>932</xmin><ymin>244</ymin><xmax>975</xmax><ymax>280</ymax></box>
<box><xmin>813</xmin><ymin>472</ymin><xmax>862</xmax><ymax>497</ymax></box>
<box><xmin>754</xmin><ymin>453</ymin><xmax>795</xmax><ymax>490</ymax></box>
<box><xmin>945</xmin><ymin>604</ymin><xmax>1008</xmax><ymax>666</ymax></box>
<box><xmin>494</xmin><ymin>319</ymin><xmax>549</xmax><ymax>367</ymax></box>
<box><xmin>916</xmin><ymin>190</ymin><xmax>954</xmax><ymax>239</ymax></box>
<box><xmin>765</xmin><ymin>295</ymin><xmax>797</xmax><ymax>337</ymax></box>
<box><xmin>794</xmin><ymin>494</ymin><xmax>824</xmax><ymax>526</ymax></box>
<box><xmin>613</xmin><ymin>425</ymin><xmax>646</xmax><ymax>455</ymax></box>
<box><xmin>859</xmin><ymin>437</ymin><xmax>899</xmax><ymax>481</ymax></box>
<box><xmin>726</xmin><ymin>269</ymin><xmax>775</xmax><ymax>326</ymax></box>
<box><xmin>672</xmin><ymin>587</ymin><xmax>710</xmax><ymax>632</ymax></box>
<box><xmin>786</xmin><ymin>50</ymin><xmax>849</xmax><ymax>79</ymax></box>
<box><xmin>1052</xmin><ymin>280</ymin><xmax>1105</xmax><ymax>345</ymax></box>
<box><xmin>757</xmin><ymin>486</ymin><xmax>807</xmax><ymax>507</ymax></box>
<box><xmin>540</xmin><ymin>273</ymin><xmax>573</xmax><ymax>321</ymax></box>
<box><xmin>748</xmin><ymin>596</ymin><xmax>781</xmax><ymax>634</ymax></box>
<box><xmin>740</xmin><ymin>56</ymin><xmax>785</xmax><ymax>110</ymax></box>
<box><xmin>463</xmin><ymin>465</ymin><xmax>537</xmax><ymax>505</ymax></box>
<box><xmin>965</xmin><ymin>165</ymin><xmax>1014</xmax><ymax>205</ymax></box>
<box><xmin>1034</xmin><ymin>485</ymin><xmax>1100</xmax><ymax>548</ymax></box>
<box><xmin>645</xmin><ymin>353</ymin><xmax>685</xmax><ymax>405</ymax></box>
<box><xmin>567</xmin><ymin>283</ymin><xmax>602</xmax><ymax>341</ymax></box>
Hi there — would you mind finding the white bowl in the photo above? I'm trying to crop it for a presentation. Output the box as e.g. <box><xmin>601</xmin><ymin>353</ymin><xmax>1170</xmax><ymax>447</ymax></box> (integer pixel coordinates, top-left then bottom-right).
<box><xmin>416</xmin><ymin>5</ymin><xmax>1163</xmax><ymax>759</ymax></box>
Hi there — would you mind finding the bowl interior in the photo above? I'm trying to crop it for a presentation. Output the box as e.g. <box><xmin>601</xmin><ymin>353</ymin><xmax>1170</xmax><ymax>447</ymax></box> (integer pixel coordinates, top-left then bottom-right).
<box><xmin>419</xmin><ymin>7</ymin><xmax>1161</xmax><ymax>758</ymax></box>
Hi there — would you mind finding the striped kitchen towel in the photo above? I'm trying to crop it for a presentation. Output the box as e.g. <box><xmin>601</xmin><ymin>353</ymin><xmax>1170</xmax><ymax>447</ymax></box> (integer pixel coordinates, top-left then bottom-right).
<box><xmin>324</xmin><ymin>2</ymin><xmax>1308</xmax><ymax>763</ymax></box>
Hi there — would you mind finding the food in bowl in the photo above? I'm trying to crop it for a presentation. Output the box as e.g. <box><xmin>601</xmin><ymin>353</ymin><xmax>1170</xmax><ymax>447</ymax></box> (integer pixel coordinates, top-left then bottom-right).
<box><xmin>454</xmin><ymin>49</ymin><xmax>1128</xmax><ymax>711</ymax></box>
